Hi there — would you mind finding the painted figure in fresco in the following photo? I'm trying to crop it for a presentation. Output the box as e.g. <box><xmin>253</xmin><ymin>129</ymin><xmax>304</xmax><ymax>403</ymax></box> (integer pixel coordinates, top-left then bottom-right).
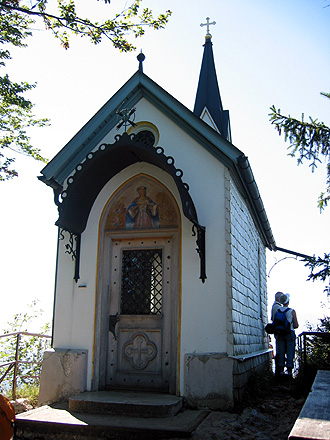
<box><xmin>125</xmin><ymin>186</ymin><xmax>159</xmax><ymax>229</ymax></box>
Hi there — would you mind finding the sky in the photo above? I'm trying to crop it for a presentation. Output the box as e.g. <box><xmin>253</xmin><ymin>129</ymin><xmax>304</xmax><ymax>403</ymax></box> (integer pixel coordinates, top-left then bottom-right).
<box><xmin>0</xmin><ymin>0</ymin><xmax>329</xmax><ymax>333</ymax></box>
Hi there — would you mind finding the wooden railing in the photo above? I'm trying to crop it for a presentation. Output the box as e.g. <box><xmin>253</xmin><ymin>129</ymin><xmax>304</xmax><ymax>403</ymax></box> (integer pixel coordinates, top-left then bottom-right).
<box><xmin>0</xmin><ymin>331</ymin><xmax>51</xmax><ymax>399</ymax></box>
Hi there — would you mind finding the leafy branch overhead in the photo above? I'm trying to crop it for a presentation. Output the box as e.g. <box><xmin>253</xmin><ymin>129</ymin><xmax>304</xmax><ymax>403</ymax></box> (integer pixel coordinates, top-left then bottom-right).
<box><xmin>269</xmin><ymin>93</ymin><xmax>330</xmax><ymax>210</ymax></box>
<box><xmin>270</xmin><ymin>94</ymin><xmax>330</xmax><ymax>288</ymax></box>
<box><xmin>0</xmin><ymin>0</ymin><xmax>171</xmax><ymax>180</ymax></box>
<box><xmin>0</xmin><ymin>74</ymin><xmax>49</xmax><ymax>180</ymax></box>
<box><xmin>1</xmin><ymin>0</ymin><xmax>171</xmax><ymax>51</ymax></box>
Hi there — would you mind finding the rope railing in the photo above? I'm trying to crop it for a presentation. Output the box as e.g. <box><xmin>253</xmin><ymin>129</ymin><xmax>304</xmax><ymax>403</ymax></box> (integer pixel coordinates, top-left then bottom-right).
<box><xmin>0</xmin><ymin>331</ymin><xmax>51</xmax><ymax>399</ymax></box>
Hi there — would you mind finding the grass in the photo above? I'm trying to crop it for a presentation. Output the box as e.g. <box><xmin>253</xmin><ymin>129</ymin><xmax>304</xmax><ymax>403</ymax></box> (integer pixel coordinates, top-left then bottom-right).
<box><xmin>4</xmin><ymin>383</ymin><xmax>40</xmax><ymax>408</ymax></box>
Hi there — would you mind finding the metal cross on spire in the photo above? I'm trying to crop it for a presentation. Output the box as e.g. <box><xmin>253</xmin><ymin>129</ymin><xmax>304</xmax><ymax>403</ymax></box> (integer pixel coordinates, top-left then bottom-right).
<box><xmin>200</xmin><ymin>17</ymin><xmax>216</xmax><ymax>38</ymax></box>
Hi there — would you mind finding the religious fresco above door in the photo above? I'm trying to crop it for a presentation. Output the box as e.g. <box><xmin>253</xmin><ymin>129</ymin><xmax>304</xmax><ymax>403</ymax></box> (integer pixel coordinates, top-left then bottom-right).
<box><xmin>105</xmin><ymin>177</ymin><xmax>179</xmax><ymax>231</ymax></box>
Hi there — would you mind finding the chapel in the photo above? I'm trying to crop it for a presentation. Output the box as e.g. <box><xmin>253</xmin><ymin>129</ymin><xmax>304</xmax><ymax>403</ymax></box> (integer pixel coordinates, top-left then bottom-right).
<box><xmin>38</xmin><ymin>21</ymin><xmax>275</xmax><ymax>410</ymax></box>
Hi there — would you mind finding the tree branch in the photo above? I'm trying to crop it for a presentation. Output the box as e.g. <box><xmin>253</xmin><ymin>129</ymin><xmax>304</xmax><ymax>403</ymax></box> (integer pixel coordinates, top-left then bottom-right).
<box><xmin>269</xmin><ymin>102</ymin><xmax>330</xmax><ymax>210</ymax></box>
<box><xmin>0</xmin><ymin>1</ymin><xmax>171</xmax><ymax>51</ymax></box>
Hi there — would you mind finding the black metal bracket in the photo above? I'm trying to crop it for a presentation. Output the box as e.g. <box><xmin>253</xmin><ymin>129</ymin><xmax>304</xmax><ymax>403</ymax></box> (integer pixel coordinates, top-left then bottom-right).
<box><xmin>54</xmin><ymin>132</ymin><xmax>207</xmax><ymax>283</ymax></box>
<box><xmin>109</xmin><ymin>313</ymin><xmax>120</xmax><ymax>340</ymax></box>
<box><xmin>59</xmin><ymin>229</ymin><xmax>81</xmax><ymax>283</ymax></box>
<box><xmin>192</xmin><ymin>222</ymin><xmax>207</xmax><ymax>283</ymax></box>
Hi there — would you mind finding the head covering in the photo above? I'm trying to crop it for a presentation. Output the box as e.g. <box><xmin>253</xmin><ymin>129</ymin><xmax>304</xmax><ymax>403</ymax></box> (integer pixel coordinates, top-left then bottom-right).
<box><xmin>275</xmin><ymin>291</ymin><xmax>283</xmax><ymax>302</ymax></box>
<box><xmin>280</xmin><ymin>293</ymin><xmax>290</xmax><ymax>305</ymax></box>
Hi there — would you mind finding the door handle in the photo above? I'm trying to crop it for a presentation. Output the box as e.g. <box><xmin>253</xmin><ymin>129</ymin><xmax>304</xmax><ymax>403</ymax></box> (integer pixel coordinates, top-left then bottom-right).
<box><xmin>109</xmin><ymin>313</ymin><xmax>120</xmax><ymax>340</ymax></box>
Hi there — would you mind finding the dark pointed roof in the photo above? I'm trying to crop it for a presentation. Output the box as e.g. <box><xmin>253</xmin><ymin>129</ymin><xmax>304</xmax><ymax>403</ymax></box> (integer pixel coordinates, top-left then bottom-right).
<box><xmin>193</xmin><ymin>34</ymin><xmax>231</xmax><ymax>141</ymax></box>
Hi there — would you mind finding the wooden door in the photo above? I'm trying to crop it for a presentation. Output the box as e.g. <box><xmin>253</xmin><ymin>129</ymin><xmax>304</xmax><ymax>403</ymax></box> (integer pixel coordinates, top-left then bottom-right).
<box><xmin>107</xmin><ymin>237</ymin><xmax>174</xmax><ymax>392</ymax></box>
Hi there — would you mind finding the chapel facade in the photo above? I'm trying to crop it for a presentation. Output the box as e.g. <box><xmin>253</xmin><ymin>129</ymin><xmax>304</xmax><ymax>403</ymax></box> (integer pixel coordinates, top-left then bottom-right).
<box><xmin>38</xmin><ymin>28</ymin><xmax>275</xmax><ymax>410</ymax></box>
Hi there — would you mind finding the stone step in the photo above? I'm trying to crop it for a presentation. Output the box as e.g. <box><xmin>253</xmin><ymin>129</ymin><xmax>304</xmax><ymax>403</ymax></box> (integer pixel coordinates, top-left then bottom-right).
<box><xmin>69</xmin><ymin>390</ymin><xmax>183</xmax><ymax>417</ymax></box>
<box><xmin>15</xmin><ymin>391</ymin><xmax>209</xmax><ymax>439</ymax></box>
<box><xmin>289</xmin><ymin>370</ymin><xmax>330</xmax><ymax>440</ymax></box>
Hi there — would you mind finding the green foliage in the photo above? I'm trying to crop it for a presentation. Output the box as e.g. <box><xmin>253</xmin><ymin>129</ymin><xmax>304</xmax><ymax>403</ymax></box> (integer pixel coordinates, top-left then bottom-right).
<box><xmin>303</xmin><ymin>253</ymin><xmax>330</xmax><ymax>295</ymax></box>
<box><xmin>270</xmin><ymin>94</ymin><xmax>330</xmax><ymax>289</ymax></box>
<box><xmin>294</xmin><ymin>320</ymin><xmax>330</xmax><ymax>401</ymax></box>
<box><xmin>295</xmin><ymin>309</ymin><xmax>330</xmax><ymax>396</ymax></box>
<box><xmin>0</xmin><ymin>0</ymin><xmax>171</xmax><ymax>180</ymax></box>
<box><xmin>305</xmin><ymin>314</ymin><xmax>330</xmax><ymax>369</ymax></box>
<box><xmin>0</xmin><ymin>300</ymin><xmax>51</xmax><ymax>399</ymax></box>
<box><xmin>0</xmin><ymin>74</ymin><xmax>49</xmax><ymax>180</ymax></box>
<box><xmin>0</xmin><ymin>1</ymin><xmax>49</xmax><ymax>180</ymax></box>
<box><xmin>269</xmin><ymin>93</ymin><xmax>330</xmax><ymax>211</ymax></box>
<box><xmin>3</xmin><ymin>0</ymin><xmax>172</xmax><ymax>51</ymax></box>
<box><xmin>15</xmin><ymin>383</ymin><xmax>40</xmax><ymax>407</ymax></box>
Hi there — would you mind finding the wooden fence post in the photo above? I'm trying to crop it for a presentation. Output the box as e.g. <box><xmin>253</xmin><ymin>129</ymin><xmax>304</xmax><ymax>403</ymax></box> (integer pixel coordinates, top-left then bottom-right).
<box><xmin>12</xmin><ymin>333</ymin><xmax>20</xmax><ymax>400</ymax></box>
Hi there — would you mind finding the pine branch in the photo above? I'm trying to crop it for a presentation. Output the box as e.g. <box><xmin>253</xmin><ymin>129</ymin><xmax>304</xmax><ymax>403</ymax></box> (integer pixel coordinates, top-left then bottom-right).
<box><xmin>303</xmin><ymin>254</ymin><xmax>330</xmax><ymax>290</ymax></box>
<box><xmin>269</xmin><ymin>99</ymin><xmax>330</xmax><ymax>210</ymax></box>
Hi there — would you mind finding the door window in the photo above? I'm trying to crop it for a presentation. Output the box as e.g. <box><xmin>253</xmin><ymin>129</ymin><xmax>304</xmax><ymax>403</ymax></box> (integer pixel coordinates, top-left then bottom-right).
<box><xmin>121</xmin><ymin>249</ymin><xmax>163</xmax><ymax>315</ymax></box>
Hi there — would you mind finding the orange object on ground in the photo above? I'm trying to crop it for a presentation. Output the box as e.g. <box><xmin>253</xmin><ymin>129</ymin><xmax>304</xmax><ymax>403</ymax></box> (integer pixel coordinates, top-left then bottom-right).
<box><xmin>0</xmin><ymin>394</ymin><xmax>15</xmax><ymax>440</ymax></box>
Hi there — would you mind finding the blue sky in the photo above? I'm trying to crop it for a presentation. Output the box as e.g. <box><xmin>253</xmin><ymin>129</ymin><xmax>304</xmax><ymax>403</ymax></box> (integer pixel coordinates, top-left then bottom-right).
<box><xmin>0</xmin><ymin>0</ymin><xmax>329</xmax><ymax>332</ymax></box>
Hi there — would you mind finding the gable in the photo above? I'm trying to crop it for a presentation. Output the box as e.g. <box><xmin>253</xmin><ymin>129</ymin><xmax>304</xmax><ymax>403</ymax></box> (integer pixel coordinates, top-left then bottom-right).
<box><xmin>39</xmin><ymin>70</ymin><xmax>275</xmax><ymax>251</ymax></box>
<box><xmin>40</xmin><ymin>72</ymin><xmax>240</xmax><ymax>187</ymax></box>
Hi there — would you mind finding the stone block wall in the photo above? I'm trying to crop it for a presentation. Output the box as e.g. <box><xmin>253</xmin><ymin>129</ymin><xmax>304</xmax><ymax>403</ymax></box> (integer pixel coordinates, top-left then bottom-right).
<box><xmin>232</xmin><ymin>351</ymin><xmax>272</xmax><ymax>401</ymax></box>
<box><xmin>225</xmin><ymin>172</ymin><xmax>268</xmax><ymax>356</ymax></box>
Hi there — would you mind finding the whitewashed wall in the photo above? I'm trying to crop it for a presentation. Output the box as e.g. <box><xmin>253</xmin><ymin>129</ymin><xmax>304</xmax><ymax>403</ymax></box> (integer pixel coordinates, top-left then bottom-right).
<box><xmin>51</xmin><ymin>97</ymin><xmax>267</xmax><ymax>395</ymax></box>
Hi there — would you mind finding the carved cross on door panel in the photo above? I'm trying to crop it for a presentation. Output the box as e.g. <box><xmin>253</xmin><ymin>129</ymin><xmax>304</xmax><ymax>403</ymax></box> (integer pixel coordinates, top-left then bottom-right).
<box><xmin>123</xmin><ymin>332</ymin><xmax>157</xmax><ymax>370</ymax></box>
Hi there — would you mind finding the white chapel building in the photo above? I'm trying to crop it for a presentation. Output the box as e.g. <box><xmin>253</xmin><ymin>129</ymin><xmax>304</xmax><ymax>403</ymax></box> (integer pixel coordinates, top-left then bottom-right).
<box><xmin>38</xmin><ymin>28</ymin><xmax>276</xmax><ymax>410</ymax></box>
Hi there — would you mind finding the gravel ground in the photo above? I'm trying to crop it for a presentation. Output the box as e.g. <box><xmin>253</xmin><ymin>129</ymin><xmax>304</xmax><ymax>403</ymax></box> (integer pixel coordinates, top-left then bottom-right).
<box><xmin>172</xmin><ymin>377</ymin><xmax>306</xmax><ymax>440</ymax></box>
<box><xmin>12</xmin><ymin>376</ymin><xmax>306</xmax><ymax>440</ymax></box>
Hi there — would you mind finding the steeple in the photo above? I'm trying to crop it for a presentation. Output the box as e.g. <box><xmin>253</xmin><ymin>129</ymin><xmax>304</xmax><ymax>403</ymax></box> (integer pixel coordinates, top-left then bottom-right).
<box><xmin>193</xmin><ymin>18</ymin><xmax>231</xmax><ymax>142</ymax></box>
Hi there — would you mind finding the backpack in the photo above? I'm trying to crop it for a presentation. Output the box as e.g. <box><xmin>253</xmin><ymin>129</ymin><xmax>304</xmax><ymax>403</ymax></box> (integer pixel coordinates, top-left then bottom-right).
<box><xmin>273</xmin><ymin>307</ymin><xmax>291</xmax><ymax>336</ymax></box>
<box><xmin>0</xmin><ymin>394</ymin><xmax>15</xmax><ymax>440</ymax></box>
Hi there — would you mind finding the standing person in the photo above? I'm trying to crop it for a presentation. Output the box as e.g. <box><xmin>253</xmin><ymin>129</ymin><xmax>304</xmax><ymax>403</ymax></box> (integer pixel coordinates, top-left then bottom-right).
<box><xmin>270</xmin><ymin>292</ymin><xmax>283</xmax><ymax>375</ymax></box>
<box><xmin>271</xmin><ymin>291</ymin><xmax>283</xmax><ymax>321</ymax></box>
<box><xmin>275</xmin><ymin>293</ymin><xmax>299</xmax><ymax>377</ymax></box>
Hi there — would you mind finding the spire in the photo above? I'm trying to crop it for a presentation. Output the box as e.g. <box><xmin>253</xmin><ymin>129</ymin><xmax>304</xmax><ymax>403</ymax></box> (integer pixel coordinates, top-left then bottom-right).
<box><xmin>193</xmin><ymin>19</ymin><xmax>231</xmax><ymax>141</ymax></box>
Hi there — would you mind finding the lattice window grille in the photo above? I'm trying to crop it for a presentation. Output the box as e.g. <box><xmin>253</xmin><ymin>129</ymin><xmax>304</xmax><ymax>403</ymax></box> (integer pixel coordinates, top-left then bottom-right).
<box><xmin>121</xmin><ymin>249</ymin><xmax>163</xmax><ymax>315</ymax></box>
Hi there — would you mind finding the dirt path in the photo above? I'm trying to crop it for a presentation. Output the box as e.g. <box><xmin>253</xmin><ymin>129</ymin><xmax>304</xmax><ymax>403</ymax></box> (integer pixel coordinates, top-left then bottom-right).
<box><xmin>169</xmin><ymin>378</ymin><xmax>305</xmax><ymax>440</ymax></box>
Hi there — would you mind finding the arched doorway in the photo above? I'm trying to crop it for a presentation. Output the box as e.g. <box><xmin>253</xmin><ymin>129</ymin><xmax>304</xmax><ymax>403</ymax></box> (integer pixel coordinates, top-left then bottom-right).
<box><xmin>96</xmin><ymin>175</ymin><xmax>180</xmax><ymax>394</ymax></box>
